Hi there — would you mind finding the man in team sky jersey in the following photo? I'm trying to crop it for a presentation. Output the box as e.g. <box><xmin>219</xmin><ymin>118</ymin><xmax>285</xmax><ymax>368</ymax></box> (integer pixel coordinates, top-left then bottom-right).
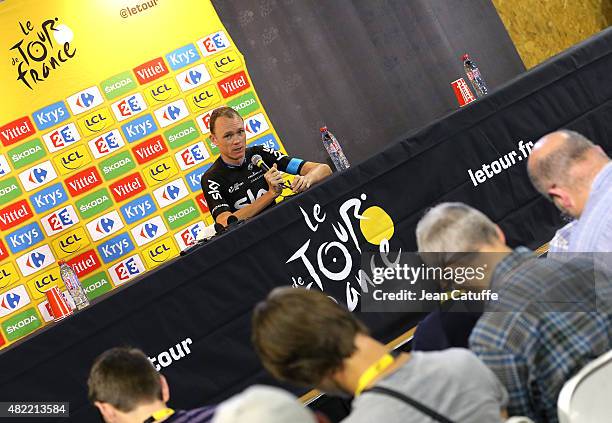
<box><xmin>201</xmin><ymin>107</ymin><xmax>332</xmax><ymax>226</ymax></box>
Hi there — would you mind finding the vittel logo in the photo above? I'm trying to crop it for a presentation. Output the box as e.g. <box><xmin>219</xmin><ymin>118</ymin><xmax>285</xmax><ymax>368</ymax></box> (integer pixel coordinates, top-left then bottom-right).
<box><xmin>111</xmin><ymin>93</ymin><xmax>148</xmax><ymax>122</ymax></box>
<box><xmin>32</xmin><ymin>101</ymin><xmax>70</xmax><ymax>131</ymax></box>
<box><xmin>217</xmin><ymin>71</ymin><xmax>250</xmax><ymax>99</ymax></box>
<box><xmin>153</xmin><ymin>178</ymin><xmax>189</xmax><ymax>208</ymax></box>
<box><xmin>18</xmin><ymin>160</ymin><xmax>57</xmax><ymax>192</ymax></box>
<box><xmin>97</xmin><ymin>232</ymin><xmax>135</xmax><ymax>263</ymax></box>
<box><xmin>131</xmin><ymin>215</ymin><xmax>167</xmax><ymax>246</ymax></box>
<box><xmin>65</xmin><ymin>167</ymin><xmax>103</xmax><ymax>197</ymax></box>
<box><xmin>175</xmin><ymin>141</ymin><xmax>209</xmax><ymax>170</ymax></box>
<box><xmin>165</xmin><ymin>44</ymin><xmax>200</xmax><ymax>70</ymax></box>
<box><xmin>0</xmin><ymin>116</ymin><xmax>35</xmax><ymax>147</ymax></box>
<box><xmin>154</xmin><ymin>99</ymin><xmax>189</xmax><ymax>128</ymax></box>
<box><xmin>66</xmin><ymin>86</ymin><xmax>104</xmax><ymax>115</ymax></box>
<box><xmin>175</xmin><ymin>221</ymin><xmax>205</xmax><ymax>250</ymax></box>
<box><xmin>132</xmin><ymin>135</ymin><xmax>168</xmax><ymax>165</ymax></box>
<box><xmin>41</xmin><ymin>205</ymin><xmax>79</xmax><ymax>236</ymax></box>
<box><xmin>86</xmin><ymin>210</ymin><xmax>124</xmax><ymax>241</ymax></box>
<box><xmin>67</xmin><ymin>250</ymin><xmax>101</xmax><ymax>278</ymax></box>
<box><xmin>122</xmin><ymin>113</ymin><xmax>158</xmax><ymax>143</ymax></box>
<box><xmin>197</xmin><ymin>31</ymin><xmax>231</xmax><ymax>57</ymax></box>
<box><xmin>109</xmin><ymin>172</ymin><xmax>146</xmax><ymax>202</ymax></box>
<box><xmin>121</xmin><ymin>193</ymin><xmax>157</xmax><ymax>224</ymax></box>
<box><xmin>7</xmin><ymin>221</ymin><xmax>44</xmax><ymax>254</ymax></box>
<box><xmin>42</xmin><ymin>122</ymin><xmax>81</xmax><ymax>152</ymax></box>
<box><xmin>88</xmin><ymin>129</ymin><xmax>126</xmax><ymax>159</ymax></box>
<box><xmin>109</xmin><ymin>254</ymin><xmax>146</xmax><ymax>285</ymax></box>
<box><xmin>0</xmin><ymin>285</ymin><xmax>30</xmax><ymax>318</ymax></box>
<box><xmin>244</xmin><ymin>113</ymin><xmax>270</xmax><ymax>140</ymax></box>
<box><xmin>0</xmin><ymin>199</ymin><xmax>33</xmax><ymax>230</ymax></box>
<box><xmin>16</xmin><ymin>244</ymin><xmax>55</xmax><ymax>277</ymax></box>
<box><xmin>176</xmin><ymin>64</ymin><xmax>211</xmax><ymax>92</ymax></box>
<box><xmin>29</xmin><ymin>183</ymin><xmax>68</xmax><ymax>214</ymax></box>
<box><xmin>133</xmin><ymin>57</ymin><xmax>169</xmax><ymax>85</ymax></box>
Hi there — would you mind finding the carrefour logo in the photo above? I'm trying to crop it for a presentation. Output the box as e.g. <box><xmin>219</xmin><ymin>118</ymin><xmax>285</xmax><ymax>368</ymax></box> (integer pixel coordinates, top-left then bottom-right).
<box><xmin>0</xmin><ymin>285</ymin><xmax>30</xmax><ymax>318</ymax></box>
<box><xmin>42</xmin><ymin>123</ymin><xmax>81</xmax><ymax>153</ymax></box>
<box><xmin>176</xmin><ymin>64</ymin><xmax>211</xmax><ymax>92</ymax></box>
<box><xmin>97</xmin><ymin>232</ymin><xmax>135</xmax><ymax>263</ymax></box>
<box><xmin>86</xmin><ymin>210</ymin><xmax>124</xmax><ymax>241</ymax></box>
<box><xmin>67</xmin><ymin>86</ymin><xmax>104</xmax><ymax>115</ymax></box>
<box><xmin>18</xmin><ymin>161</ymin><xmax>58</xmax><ymax>192</ymax></box>
<box><xmin>16</xmin><ymin>244</ymin><xmax>55</xmax><ymax>277</ymax></box>
<box><xmin>153</xmin><ymin>99</ymin><xmax>189</xmax><ymax>128</ymax></box>
<box><xmin>131</xmin><ymin>216</ymin><xmax>168</xmax><ymax>247</ymax></box>
<box><xmin>152</xmin><ymin>178</ymin><xmax>189</xmax><ymax>208</ymax></box>
<box><xmin>244</xmin><ymin>113</ymin><xmax>270</xmax><ymax>140</ymax></box>
<box><xmin>6</xmin><ymin>221</ymin><xmax>44</xmax><ymax>254</ymax></box>
<box><xmin>122</xmin><ymin>113</ymin><xmax>158</xmax><ymax>143</ymax></box>
<box><xmin>120</xmin><ymin>193</ymin><xmax>157</xmax><ymax>224</ymax></box>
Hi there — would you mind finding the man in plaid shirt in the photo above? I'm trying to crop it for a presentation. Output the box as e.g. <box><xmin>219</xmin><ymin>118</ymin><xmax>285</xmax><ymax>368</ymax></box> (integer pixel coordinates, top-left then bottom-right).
<box><xmin>416</xmin><ymin>203</ymin><xmax>611</xmax><ymax>422</ymax></box>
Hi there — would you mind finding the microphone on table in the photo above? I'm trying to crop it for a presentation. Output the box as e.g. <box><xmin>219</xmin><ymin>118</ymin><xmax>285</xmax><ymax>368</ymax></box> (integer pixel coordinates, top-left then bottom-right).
<box><xmin>251</xmin><ymin>154</ymin><xmax>291</xmax><ymax>190</ymax></box>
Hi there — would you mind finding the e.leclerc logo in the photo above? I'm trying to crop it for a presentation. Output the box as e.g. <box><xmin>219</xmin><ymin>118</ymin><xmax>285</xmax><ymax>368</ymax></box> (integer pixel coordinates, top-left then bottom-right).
<box><xmin>174</xmin><ymin>220</ymin><xmax>206</xmax><ymax>250</ymax></box>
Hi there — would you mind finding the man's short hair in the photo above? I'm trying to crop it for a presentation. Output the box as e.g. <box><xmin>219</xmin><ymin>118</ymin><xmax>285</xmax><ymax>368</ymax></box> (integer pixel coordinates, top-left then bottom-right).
<box><xmin>88</xmin><ymin>347</ymin><xmax>162</xmax><ymax>412</ymax></box>
<box><xmin>528</xmin><ymin>130</ymin><xmax>595</xmax><ymax>194</ymax></box>
<box><xmin>416</xmin><ymin>202</ymin><xmax>499</xmax><ymax>266</ymax></box>
<box><xmin>252</xmin><ymin>288</ymin><xmax>368</xmax><ymax>386</ymax></box>
<box><xmin>209</xmin><ymin>106</ymin><xmax>242</xmax><ymax>136</ymax></box>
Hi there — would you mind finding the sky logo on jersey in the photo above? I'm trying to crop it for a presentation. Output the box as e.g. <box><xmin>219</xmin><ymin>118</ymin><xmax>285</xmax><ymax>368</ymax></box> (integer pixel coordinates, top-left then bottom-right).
<box><xmin>176</xmin><ymin>64</ymin><xmax>211</xmax><ymax>92</ymax></box>
<box><xmin>121</xmin><ymin>193</ymin><xmax>157</xmax><ymax>224</ymax></box>
<box><xmin>2</xmin><ymin>308</ymin><xmax>41</xmax><ymax>342</ymax></box>
<box><xmin>244</xmin><ymin>113</ymin><xmax>270</xmax><ymax>140</ymax></box>
<box><xmin>175</xmin><ymin>142</ymin><xmax>209</xmax><ymax>170</ymax></box>
<box><xmin>174</xmin><ymin>221</ymin><xmax>206</xmax><ymax>250</ymax></box>
<box><xmin>79</xmin><ymin>107</ymin><xmax>114</xmax><ymax>136</ymax></box>
<box><xmin>65</xmin><ymin>167</ymin><xmax>103</xmax><ymax>197</ymax></box>
<box><xmin>0</xmin><ymin>285</ymin><xmax>30</xmax><ymax>318</ymax></box>
<box><xmin>67</xmin><ymin>249</ymin><xmax>101</xmax><ymax>278</ymax></box>
<box><xmin>187</xmin><ymin>85</ymin><xmax>222</xmax><ymax>112</ymax></box>
<box><xmin>86</xmin><ymin>210</ymin><xmax>124</xmax><ymax>241</ymax></box>
<box><xmin>42</xmin><ymin>122</ymin><xmax>81</xmax><ymax>153</ymax></box>
<box><xmin>164</xmin><ymin>199</ymin><xmax>199</xmax><ymax>230</ymax></box>
<box><xmin>26</xmin><ymin>268</ymin><xmax>61</xmax><ymax>299</ymax></box>
<box><xmin>6</xmin><ymin>222</ymin><xmax>44</xmax><ymax>254</ymax></box>
<box><xmin>97</xmin><ymin>232</ymin><xmax>135</xmax><ymax>263</ymax></box>
<box><xmin>164</xmin><ymin>120</ymin><xmax>199</xmax><ymax>150</ymax></box>
<box><xmin>29</xmin><ymin>182</ymin><xmax>68</xmax><ymax>214</ymax></box>
<box><xmin>153</xmin><ymin>99</ymin><xmax>189</xmax><ymax>128</ymax></box>
<box><xmin>133</xmin><ymin>57</ymin><xmax>169</xmax><ymax>85</ymax></box>
<box><xmin>88</xmin><ymin>129</ymin><xmax>126</xmax><ymax>159</ymax></box>
<box><xmin>166</xmin><ymin>43</ymin><xmax>200</xmax><ymax>70</ymax></box>
<box><xmin>144</xmin><ymin>78</ymin><xmax>179</xmax><ymax>104</ymax></box>
<box><xmin>217</xmin><ymin>71</ymin><xmax>250</xmax><ymax>98</ymax></box>
<box><xmin>109</xmin><ymin>254</ymin><xmax>146</xmax><ymax>285</ymax></box>
<box><xmin>249</xmin><ymin>133</ymin><xmax>281</xmax><ymax>151</ymax></box>
<box><xmin>99</xmin><ymin>151</ymin><xmax>136</xmax><ymax>181</ymax></box>
<box><xmin>0</xmin><ymin>177</ymin><xmax>23</xmax><ymax>206</ymax></box>
<box><xmin>16</xmin><ymin>244</ymin><xmax>55</xmax><ymax>277</ymax></box>
<box><xmin>52</xmin><ymin>227</ymin><xmax>90</xmax><ymax>259</ymax></box>
<box><xmin>53</xmin><ymin>144</ymin><xmax>91</xmax><ymax>175</ymax></box>
<box><xmin>208</xmin><ymin>50</ymin><xmax>242</xmax><ymax>77</ymax></box>
<box><xmin>195</xmin><ymin>109</ymin><xmax>215</xmax><ymax>134</ymax></box>
<box><xmin>185</xmin><ymin>163</ymin><xmax>213</xmax><ymax>192</ymax></box>
<box><xmin>67</xmin><ymin>86</ymin><xmax>104</xmax><ymax>115</ymax></box>
<box><xmin>228</xmin><ymin>92</ymin><xmax>260</xmax><ymax>117</ymax></box>
<box><xmin>0</xmin><ymin>116</ymin><xmax>35</xmax><ymax>147</ymax></box>
<box><xmin>152</xmin><ymin>178</ymin><xmax>189</xmax><ymax>208</ymax></box>
<box><xmin>111</xmin><ymin>93</ymin><xmax>148</xmax><ymax>122</ymax></box>
<box><xmin>143</xmin><ymin>157</ymin><xmax>178</xmax><ymax>186</ymax></box>
<box><xmin>75</xmin><ymin>188</ymin><xmax>113</xmax><ymax>219</ymax></box>
<box><xmin>122</xmin><ymin>113</ymin><xmax>158</xmax><ymax>143</ymax></box>
<box><xmin>101</xmin><ymin>71</ymin><xmax>138</xmax><ymax>100</ymax></box>
<box><xmin>32</xmin><ymin>101</ymin><xmax>70</xmax><ymax>131</ymax></box>
<box><xmin>41</xmin><ymin>205</ymin><xmax>79</xmax><ymax>236</ymax></box>
<box><xmin>8</xmin><ymin>138</ymin><xmax>46</xmax><ymax>169</ymax></box>
<box><xmin>143</xmin><ymin>237</ymin><xmax>178</xmax><ymax>268</ymax></box>
<box><xmin>132</xmin><ymin>135</ymin><xmax>168</xmax><ymax>165</ymax></box>
<box><xmin>110</xmin><ymin>172</ymin><xmax>146</xmax><ymax>203</ymax></box>
<box><xmin>131</xmin><ymin>216</ymin><xmax>167</xmax><ymax>246</ymax></box>
<box><xmin>197</xmin><ymin>31</ymin><xmax>231</xmax><ymax>57</ymax></box>
<box><xmin>0</xmin><ymin>262</ymin><xmax>19</xmax><ymax>289</ymax></box>
<box><xmin>0</xmin><ymin>155</ymin><xmax>11</xmax><ymax>179</ymax></box>
<box><xmin>18</xmin><ymin>161</ymin><xmax>57</xmax><ymax>191</ymax></box>
<box><xmin>0</xmin><ymin>199</ymin><xmax>33</xmax><ymax>231</ymax></box>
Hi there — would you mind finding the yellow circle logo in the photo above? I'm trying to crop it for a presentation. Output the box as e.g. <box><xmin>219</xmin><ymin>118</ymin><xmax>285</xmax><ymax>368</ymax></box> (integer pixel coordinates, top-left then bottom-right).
<box><xmin>359</xmin><ymin>206</ymin><xmax>394</xmax><ymax>245</ymax></box>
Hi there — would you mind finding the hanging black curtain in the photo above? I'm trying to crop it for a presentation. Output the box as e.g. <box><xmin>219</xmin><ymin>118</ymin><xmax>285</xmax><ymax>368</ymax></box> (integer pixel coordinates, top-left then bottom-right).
<box><xmin>213</xmin><ymin>0</ymin><xmax>525</xmax><ymax>165</ymax></box>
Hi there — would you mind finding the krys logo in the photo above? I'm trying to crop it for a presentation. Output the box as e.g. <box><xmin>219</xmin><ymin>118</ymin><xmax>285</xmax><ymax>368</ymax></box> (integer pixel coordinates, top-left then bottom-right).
<box><xmin>9</xmin><ymin>18</ymin><xmax>76</xmax><ymax>90</ymax></box>
<box><xmin>121</xmin><ymin>193</ymin><xmax>157</xmax><ymax>224</ymax></box>
<box><xmin>42</xmin><ymin>122</ymin><xmax>81</xmax><ymax>153</ymax></box>
<box><xmin>131</xmin><ymin>215</ymin><xmax>167</xmax><ymax>247</ymax></box>
<box><xmin>52</xmin><ymin>226</ymin><xmax>89</xmax><ymax>259</ymax></box>
<box><xmin>185</xmin><ymin>163</ymin><xmax>213</xmax><ymax>192</ymax></box>
<box><xmin>287</xmin><ymin>194</ymin><xmax>396</xmax><ymax>311</ymax></box>
<box><xmin>97</xmin><ymin>232</ymin><xmax>134</xmax><ymax>264</ymax></box>
<box><xmin>86</xmin><ymin>210</ymin><xmax>124</xmax><ymax>241</ymax></box>
<box><xmin>165</xmin><ymin>43</ymin><xmax>200</xmax><ymax>70</ymax></box>
<box><xmin>53</xmin><ymin>144</ymin><xmax>91</xmax><ymax>175</ymax></box>
<box><xmin>18</xmin><ymin>161</ymin><xmax>57</xmax><ymax>192</ymax></box>
<box><xmin>153</xmin><ymin>178</ymin><xmax>188</xmax><ymax>208</ymax></box>
<box><xmin>67</xmin><ymin>86</ymin><xmax>104</xmax><ymax>115</ymax></box>
<box><xmin>6</xmin><ymin>221</ymin><xmax>44</xmax><ymax>254</ymax></box>
<box><xmin>88</xmin><ymin>129</ymin><xmax>126</xmax><ymax>159</ymax></box>
<box><xmin>122</xmin><ymin>113</ymin><xmax>158</xmax><ymax>143</ymax></box>
<box><xmin>109</xmin><ymin>254</ymin><xmax>146</xmax><ymax>285</ymax></box>
<box><xmin>143</xmin><ymin>238</ymin><xmax>178</xmax><ymax>268</ymax></box>
<box><xmin>41</xmin><ymin>204</ymin><xmax>79</xmax><ymax>236</ymax></box>
<box><xmin>176</xmin><ymin>64</ymin><xmax>211</xmax><ymax>92</ymax></box>
<box><xmin>16</xmin><ymin>244</ymin><xmax>55</xmax><ymax>277</ymax></box>
<box><xmin>0</xmin><ymin>285</ymin><xmax>30</xmax><ymax>318</ymax></box>
<box><xmin>143</xmin><ymin>157</ymin><xmax>178</xmax><ymax>186</ymax></box>
<box><xmin>29</xmin><ymin>182</ymin><xmax>68</xmax><ymax>214</ymax></box>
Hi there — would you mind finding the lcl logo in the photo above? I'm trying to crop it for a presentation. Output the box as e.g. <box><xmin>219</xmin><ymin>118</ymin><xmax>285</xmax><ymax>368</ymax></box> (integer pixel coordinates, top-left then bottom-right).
<box><xmin>85</xmin><ymin>113</ymin><xmax>107</xmax><ymax>129</ymax></box>
<box><xmin>59</xmin><ymin>233</ymin><xmax>84</xmax><ymax>253</ymax></box>
<box><xmin>149</xmin><ymin>244</ymin><xmax>171</xmax><ymax>262</ymax></box>
<box><xmin>149</xmin><ymin>163</ymin><xmax>171</xmax><ymax>181</ymax></box>
<box><xmin>34</xmin><ymin>273</ymin><xmax>59</xmax><ymax>292</ymax></box>
<box><xmin>151</xmin><ymin>83</ymin><xmax>174</xmax><ymax>101</ymax></box>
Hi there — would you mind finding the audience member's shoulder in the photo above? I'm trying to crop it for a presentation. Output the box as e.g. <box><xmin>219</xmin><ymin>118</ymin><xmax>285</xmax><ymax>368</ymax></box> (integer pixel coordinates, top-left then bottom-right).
<box><xmin>412</xmin><ymin>348</ymin><xmax>482</xmax><ymax>373</ymax></box>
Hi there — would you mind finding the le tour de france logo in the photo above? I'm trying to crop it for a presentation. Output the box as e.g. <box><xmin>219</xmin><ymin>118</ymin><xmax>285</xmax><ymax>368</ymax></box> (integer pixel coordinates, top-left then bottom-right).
<box><xmin>9</xmin><ymin>18</ymin><xmax>76</xmax><ymax>90</ymax></box>
<box><xmin>287</xmin><ymin>193</ymin><xmax>398</xmax><ymax>311</ymax></box>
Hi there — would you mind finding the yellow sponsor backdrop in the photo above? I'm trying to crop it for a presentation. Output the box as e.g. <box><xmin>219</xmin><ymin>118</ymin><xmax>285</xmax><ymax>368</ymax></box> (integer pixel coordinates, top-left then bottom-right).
<box><xmin>0</xmin><ymin>0</ymin><xmax>289</xmax><ymax>349</ymax></box>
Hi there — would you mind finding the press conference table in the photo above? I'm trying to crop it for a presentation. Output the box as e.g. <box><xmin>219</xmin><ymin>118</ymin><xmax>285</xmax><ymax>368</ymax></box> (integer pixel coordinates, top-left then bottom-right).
<box><xmin>0</xmin><ymin>27</ymin><xmax>611</xmax><ymax>422</ymax></box>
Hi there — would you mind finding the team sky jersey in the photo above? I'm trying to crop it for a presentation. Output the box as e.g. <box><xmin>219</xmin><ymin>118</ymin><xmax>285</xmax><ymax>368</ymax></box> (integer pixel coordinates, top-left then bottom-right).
<box><xmin>201</xmin><ymin>145</ymin><xmax>305</xmax><ymax>220</ymax></box>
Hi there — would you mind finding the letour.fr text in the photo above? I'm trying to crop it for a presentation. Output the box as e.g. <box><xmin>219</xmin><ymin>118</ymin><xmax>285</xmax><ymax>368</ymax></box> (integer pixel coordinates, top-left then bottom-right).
<box><xmin>468</xmin><ymin>140</ymin><xmax>534</xmax><ymax>187</ymax></box>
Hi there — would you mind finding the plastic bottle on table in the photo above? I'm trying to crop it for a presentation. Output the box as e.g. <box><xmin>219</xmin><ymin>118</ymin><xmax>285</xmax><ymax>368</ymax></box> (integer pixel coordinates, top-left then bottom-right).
<box><xmin>462</xmin><ymin>54</ymin><xmax>488</xmax><ymax>97</ymax></box>
<box><xmin>58</xmin><ymin>260</ymin><xmax>89</xmax><ymax>310</ymax></box>
<box><xmin>320</xmin><ymin>126</ymin><xmax>350</xmax><ymax>171</ymax></box>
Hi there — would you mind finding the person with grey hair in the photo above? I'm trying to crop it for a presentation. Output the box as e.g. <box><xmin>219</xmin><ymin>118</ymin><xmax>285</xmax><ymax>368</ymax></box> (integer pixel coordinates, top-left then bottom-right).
<box><xmin>416</xmin><ymin>202</ymin><xmax>612</xmax><ymax>423</ymax></box>
<box><xmin>527</xmin><ymin>130</ymin><xmax>611</xmax><ymax>252</ymax></box>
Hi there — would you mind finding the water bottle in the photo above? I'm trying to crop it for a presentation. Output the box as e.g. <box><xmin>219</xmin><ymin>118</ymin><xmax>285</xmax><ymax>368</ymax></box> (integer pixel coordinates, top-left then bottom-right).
<box><xmin>462</xmin><ymin>54</ymin><xmax>488</xmax><ymax>97</ymax></box>
<box><xmin>320</xmin><ymin>127</ymin><xmax>350</xmax><ymax>171</ymax></box>
<box><xmin>58</xmin><ymin>260</ymin><xmax>89</xmax><ymax>310</ymax></box>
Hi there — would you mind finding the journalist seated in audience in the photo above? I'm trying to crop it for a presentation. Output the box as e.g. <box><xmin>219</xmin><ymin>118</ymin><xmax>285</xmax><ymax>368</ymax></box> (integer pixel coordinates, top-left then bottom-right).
<box><xmin>416</xmin><ymin>202</ymin><xmax>612</xmax><ymax>423</ymax></box>
<box><xmin>252</xmin><ymin>287</ymin><xmax>508</xmax><ymax>423</ymax></box>
<box><xmin>88</xmin><ymin>347</ymin><xmax>215</xmax><ymax>423</ymax></box>
<box><xmin>527</xmin><ymin>130</ymin><xmax>611</xmax><ymax>252</ymax></box>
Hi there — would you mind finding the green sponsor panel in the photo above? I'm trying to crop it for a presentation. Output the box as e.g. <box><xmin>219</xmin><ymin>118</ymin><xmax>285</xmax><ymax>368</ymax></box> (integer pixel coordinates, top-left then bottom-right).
<box><xmin>100</xmin><ymin>71</ymin><xmax>138</xmax><ymax>100</ymax></box>
<box><xmin>2</xmin><ymin>308</ymin><xmax>41</xmax><ymax>342</ymax></box>
<box><xmin>8</xmin><ymin>138</ymin><xmax>46</xmax><ymax>169</ymax></box>
<box><xmin>99</xmin><ymin>151</ymin><xmax>136</xmax><ymax>181</ymax></box>
<box><xmin>163</xmin><ymin>199</ymin><xmax>199</xmax><ymax>230</ymax></box>
<box><xmin>0</xmin><ymin>177</ymin><xmax>23</xmax><ymax>206</ymax></box>
<box><xmin>164</xmin><ymin>120</ymin><xmax>199</xmax><ymax>149</ymax></box>
<box><xmin>76</xmin><ymin>187</ymin><xmax>113</xmax><ymax>219</ymax></box>
<box><xmin>204</xmin><ymin>136</ymin><xmax>220</xmax><ymax>156</ymax></box>
<box><xmin>82</xmin><ymin>271</ymin><xmax>113</xmax><ymax>301</ymax></box>
<box><xmin>227</xmin><ymin>92</ymin><xmax>260</xmax><ymax>117</ymax></box>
